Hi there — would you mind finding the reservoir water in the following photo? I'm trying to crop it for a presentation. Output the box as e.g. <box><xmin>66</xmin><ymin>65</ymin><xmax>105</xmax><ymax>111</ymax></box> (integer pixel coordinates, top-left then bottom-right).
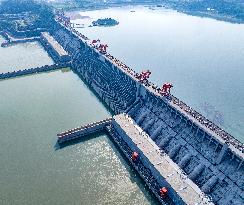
<box><xmin>73</xmin><ymin>6</ymin><xmax>244</xmax><ymax>143</ymax></box>
<box><xmin>0</xmin><ymin>42</ymin><xmax>159</xmax><ymax>204</ymax></box>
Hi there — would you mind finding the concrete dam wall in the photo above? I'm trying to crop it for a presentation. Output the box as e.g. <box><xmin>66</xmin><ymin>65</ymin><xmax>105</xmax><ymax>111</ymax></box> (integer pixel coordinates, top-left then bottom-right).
<box><xmin>51</xmin><ymin>22</ymin><xmax>243</xmax><ymax>205</ymax></box>
<box><xmin>52</xmin><ymin>23</ymin><xmax>139</xmax><ymax>114</ymax></box>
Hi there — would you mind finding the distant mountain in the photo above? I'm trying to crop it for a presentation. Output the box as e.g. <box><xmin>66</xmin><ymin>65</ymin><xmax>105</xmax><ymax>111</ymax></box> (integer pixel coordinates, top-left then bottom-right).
<box><xmin>64</xmin><ymin>0</ymin><xmax>244</xmax><ymax>23</ymax></box>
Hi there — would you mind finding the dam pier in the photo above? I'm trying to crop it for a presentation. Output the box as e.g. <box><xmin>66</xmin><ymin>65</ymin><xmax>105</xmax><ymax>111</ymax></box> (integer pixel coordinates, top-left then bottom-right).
<box><xmin>57</xmin><ymin>117</ymin><xmax>113</xmax><ymax>144</ymax></box>
<box><xmin>0</xmin><ymin>63</ymin><xmax>70</xmax><ymax>80</ymax></box>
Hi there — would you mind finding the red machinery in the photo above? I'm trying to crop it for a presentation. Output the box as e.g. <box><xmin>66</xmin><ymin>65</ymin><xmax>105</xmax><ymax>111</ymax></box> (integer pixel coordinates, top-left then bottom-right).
<box><xmin>91</xmin><ymin>39</ymin><xmax>100</xmax><ymax>45</ymax></box>
<box><xmin>136</xmin><ymin>70</ymin><xmax>151</xmax><ymax>82</ymax></box>
<box><xmin>159</xmin><ymin>187</ymin><xmax>168</xmax><ymax>198</ymax></box>
<box><xmin>131</xmin><ymin>152</ymin><xmax>139</xmax><ymax>162</ymax></box>
<box><xmin>160</xmin><ymin>83</ymin><xmax>173</xmax><ymax>95</ymax></box>
<box><xmin>98</xmin><ymin>44</ymin><xmax>108</xmax><ymax>53</ymax></box>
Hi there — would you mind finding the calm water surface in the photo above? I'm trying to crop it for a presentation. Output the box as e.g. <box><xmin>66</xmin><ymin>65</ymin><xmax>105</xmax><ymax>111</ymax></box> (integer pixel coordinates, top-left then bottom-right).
<box><xmin>0</xmin><ymin>36</ymin><xmax>53</xmax><ymax>72</ymax></box>
<box><xmin>0</xmin><ymin>44</ymin><xmax>159</xmax><ymax>204</ymax></box>
<box><xmin>73</xmin><ymin>6</ymin><xmax>244</xmax><ymax>142</ymax></box>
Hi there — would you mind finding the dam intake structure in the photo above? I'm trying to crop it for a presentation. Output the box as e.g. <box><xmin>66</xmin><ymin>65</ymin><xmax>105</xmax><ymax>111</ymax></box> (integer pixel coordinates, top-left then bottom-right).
<box><xmin>49</xmin><ymin>17</ymin><xmax>244</xmax><ymax>205</ymax></box>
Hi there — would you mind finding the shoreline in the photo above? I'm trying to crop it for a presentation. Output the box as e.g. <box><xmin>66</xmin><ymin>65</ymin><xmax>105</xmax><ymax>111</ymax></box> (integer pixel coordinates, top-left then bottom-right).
<box><xmin>61</xmin><ymin>2</ymin><xmax>244</xmax><ymax>24</ymax></box>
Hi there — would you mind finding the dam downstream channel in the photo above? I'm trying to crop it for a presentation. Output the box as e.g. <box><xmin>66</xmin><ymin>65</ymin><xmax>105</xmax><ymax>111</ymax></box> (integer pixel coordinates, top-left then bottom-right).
<box><xmin>0</xmin><ymin>36</ymin><xmax>54</xmax><ymax>72</ymax></box>
<box><xmin>72</xmin><ymin>6</ymin><xmax>244</xmax><ymax>143</ymax></box>
<box><xmin>0</xmin><ymin>42</ymin><xmax>159</xmax><ymax>204</ymax></box>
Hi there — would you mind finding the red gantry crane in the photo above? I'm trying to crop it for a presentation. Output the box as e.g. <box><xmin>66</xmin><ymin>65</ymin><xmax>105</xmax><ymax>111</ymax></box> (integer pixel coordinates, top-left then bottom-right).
<box><xmin>160</xmin><ymin>83</ymin><xmax>173</xmax><ymax>95</ymax></box>
<box><xmin>136</xmin><ymin>70</ymin><xmax>151</xmax><ymax>83</ymax></box>
<box><xmin>98</xmin><ymin>43</ymin><xmax>108</xmax><ymax>53</ymax></box>
<box><xmin>91</xmin><ymin>39</ymin><xmax>100</xmax><ymax>46</ymax></box>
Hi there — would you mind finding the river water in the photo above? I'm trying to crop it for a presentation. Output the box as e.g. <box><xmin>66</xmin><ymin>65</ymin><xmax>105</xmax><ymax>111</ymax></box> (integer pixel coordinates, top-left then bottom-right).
<box><xmin>0</xmin><ymin>41</ymin><xmax>159</xmax><ymax>204</ymax></box>
<box><xmin>73</xmin><ymin>6</ymin><xmax>244</xmax><ymax>143</ymax></box>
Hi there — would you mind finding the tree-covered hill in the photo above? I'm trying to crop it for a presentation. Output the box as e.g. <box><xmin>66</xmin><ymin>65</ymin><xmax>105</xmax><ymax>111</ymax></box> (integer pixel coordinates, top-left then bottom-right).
<box><xmin>0</xmin><ymin>0</ymin><xmax>55</xmax><ymax>34</ymax></box>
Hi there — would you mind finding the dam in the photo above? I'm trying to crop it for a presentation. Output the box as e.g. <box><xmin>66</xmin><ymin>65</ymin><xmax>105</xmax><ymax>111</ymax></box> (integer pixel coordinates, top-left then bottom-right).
<box><xmin>49</xmin><ymin>15</ymin><xmax>244</xmax><ymax>205</ymax></box>
<box><xmin>1</xmin><ymin>11</ymin><xmax>243</xmax><ymax>205</ymax></box>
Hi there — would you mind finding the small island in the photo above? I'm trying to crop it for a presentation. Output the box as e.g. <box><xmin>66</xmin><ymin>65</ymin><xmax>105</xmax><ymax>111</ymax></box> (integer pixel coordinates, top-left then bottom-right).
<box><xmin>92</xmin><ymin>18</ymin><xmax>119</xmax><ymax>27</ymax></box>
